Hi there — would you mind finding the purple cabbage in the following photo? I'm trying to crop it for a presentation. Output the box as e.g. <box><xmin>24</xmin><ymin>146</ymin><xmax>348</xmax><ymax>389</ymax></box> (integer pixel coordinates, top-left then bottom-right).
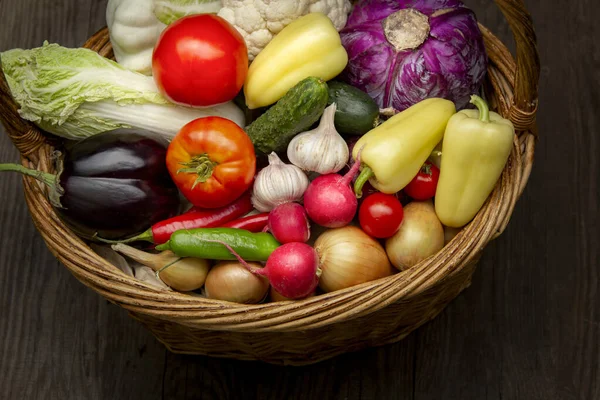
<box><xmin>340</xmin><ymin>0</ymin><xmax>488</xmax><ymax>111</ymax></box>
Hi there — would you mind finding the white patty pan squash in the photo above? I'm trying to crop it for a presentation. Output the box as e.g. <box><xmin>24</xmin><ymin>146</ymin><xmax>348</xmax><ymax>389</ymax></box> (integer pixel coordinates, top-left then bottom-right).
<box><xmin>106</xmin><ymin>0</ymin><xmax>222</xmax><ymax>75</ymax></box>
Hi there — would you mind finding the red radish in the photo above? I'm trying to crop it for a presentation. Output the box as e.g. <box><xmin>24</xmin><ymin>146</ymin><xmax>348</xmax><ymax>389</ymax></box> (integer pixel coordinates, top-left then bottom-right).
<box><xmin>204</xmin><ymin>240</ymin><xmax>320</xmax><ymax>300</ymax></box>
<box><xmin>257</xmin><ymin>243</ymin><xmax>320</xmax><ymax>299</ymax></box>
<box><xmin>303</xmin><ymin>151</ymin><xmax>363</xmax><ymax>228</ymax></box>
<box><xmin>268</xmin><ymin>203</ymin><xmax>311</xmax><ymax>243</ymax></box>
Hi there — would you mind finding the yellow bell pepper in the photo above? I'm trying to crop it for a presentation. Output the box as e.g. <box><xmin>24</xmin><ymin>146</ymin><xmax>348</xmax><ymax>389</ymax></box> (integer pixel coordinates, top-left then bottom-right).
<box><xmin>434</xmin><ymin>95</ymin><xmax>515</xmax><ymax>228</ymax></box>
<box><xmin>352</xmin><ymin>98</ymin><xmax>456</xmax><ymax>196</ymax></box>
<box><xmin>243</xmin><ymin>13</ymin><xmax>348</xmax><ymax>110</ymax></box>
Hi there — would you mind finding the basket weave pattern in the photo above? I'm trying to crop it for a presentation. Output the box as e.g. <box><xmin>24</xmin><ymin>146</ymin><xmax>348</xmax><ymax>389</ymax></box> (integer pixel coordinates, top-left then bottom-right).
<box><xmin>0</xmin><ymin>0</ymin><xmax>539</xmax><ymax>365</ymax></box>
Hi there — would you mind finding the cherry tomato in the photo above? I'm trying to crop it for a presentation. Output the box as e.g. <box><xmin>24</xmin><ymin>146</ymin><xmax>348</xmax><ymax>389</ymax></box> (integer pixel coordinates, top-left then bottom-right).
<box><xmin>404</xmin><ymin>162</ymin><xmax>440</xmax><ymax>201</ymax></box>
<box><xmin>166</xmin><ymin>117</ymin><xmax>256</xmax><ymax>208</ymax></box>
<box><xmin>358</xmin><ymin>193</ymin><xmax>404</xmax><ymax>239</ymax></box>
<box><xmin>152</xmin><ymin>14</ymin><xmax>248</xmax><ymax>107</ymax></box>
<box><xmin>357</xmin><ymin>181</ymin><xmax>409</xmax><ymax>205</ymax></box>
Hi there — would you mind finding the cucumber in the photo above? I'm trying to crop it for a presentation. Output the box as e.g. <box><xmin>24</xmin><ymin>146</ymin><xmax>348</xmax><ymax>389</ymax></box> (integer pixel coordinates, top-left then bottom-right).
<box><xmin>246</xmin><ymin>77</ymin><xmax>329</xmax><ymax>155</ymax></box>
<box><xmin>327</xmin><ymin>81</ymin><xmax>380</xmax><ymax>136</ymax></box>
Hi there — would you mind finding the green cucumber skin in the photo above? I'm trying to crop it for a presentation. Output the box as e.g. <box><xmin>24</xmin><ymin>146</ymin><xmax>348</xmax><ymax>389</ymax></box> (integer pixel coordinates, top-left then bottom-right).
<box><xmin>246</xmin><ymin>77</ymin><xmax>329</xmax><ymax>155</ymax></box>
<box><xmin>166</xmin><ymin>228</ymin><xmax>280</xmax><ymax>262</ymax></box>
<box><xmin>327</xmin><ymin>81</ymin><xmax>379</xmax><ymax>136</ymax></box>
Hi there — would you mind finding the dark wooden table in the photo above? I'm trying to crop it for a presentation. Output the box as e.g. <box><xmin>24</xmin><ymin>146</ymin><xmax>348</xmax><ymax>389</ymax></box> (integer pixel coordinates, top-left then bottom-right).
<box><xmin>0</xmin><ymin>0</ymin><xmax>597</xmax><ymax>399</ymax></box>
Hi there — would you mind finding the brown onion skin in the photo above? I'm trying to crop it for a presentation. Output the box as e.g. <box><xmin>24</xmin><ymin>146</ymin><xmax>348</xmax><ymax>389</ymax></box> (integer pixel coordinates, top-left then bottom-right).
<box><xmin>204</xmin><ymin>261</ymin><xmax>269</xmax><ymax>304</ymax></box>
<box><xmin>385</xmin><ymin>200</ymin><xmax>445</xmax><ymax>271</ymax></box>
<box><xmin>315</xmin><ymin>225</ymin><xmax>393</xmax><ymax>292</ymax></box>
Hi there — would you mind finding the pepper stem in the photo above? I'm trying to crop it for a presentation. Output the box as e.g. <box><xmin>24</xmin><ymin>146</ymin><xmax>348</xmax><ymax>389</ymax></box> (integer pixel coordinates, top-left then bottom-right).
<box><xmin>94</xmin><ymin>228</ymin><xmax>154</xmax><ymax>244</ymax></box>
<box><xmin>177</xmin><ymin>154</ymin><xmax>218</xmax><ymax>189</ymax></box>
<box><xmin>470</xmin><ymin>95</ymin><xmax>490</xmax><ymax>123</ymax></box>
<box><xmin>354</xmin><ymin>167</ymin><xmax>374</xmax><ymax>199</ymax></box>
<box><xmin>0</xmin><ymin>163</ymin><xmax>57</xmax><ymax>190</ymax></box>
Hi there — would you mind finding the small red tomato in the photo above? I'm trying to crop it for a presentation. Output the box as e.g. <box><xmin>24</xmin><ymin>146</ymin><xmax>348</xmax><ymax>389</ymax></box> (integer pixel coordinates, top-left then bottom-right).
<box><xmin>166</xmin><ymin>117</ymin><xmax>256</xmax><ymax>208</ymax></box>
<box><xmin>404</xmin><ymin>162</ymin><xmax>440</xmax><ymax>201</ymax></box>
<box><xmin>357</xmin><ymin>181</ymin><xmax>408</xmax><ymax>205</ymax></box>
<box><xmin>152</xmin><ymin>14</ymin><xmax>248</xmax><ymax>107</ymax></box>
<box><xmin>358</xmin><ymin>193</ymin><xmax>404</xmax><ymax>239</ymax></box>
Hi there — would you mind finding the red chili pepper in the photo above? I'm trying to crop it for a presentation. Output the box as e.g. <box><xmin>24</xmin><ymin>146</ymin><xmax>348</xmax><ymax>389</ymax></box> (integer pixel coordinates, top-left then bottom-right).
<box><xmin>102</xmin><ymin>191</ymin><xmax>254</xmax><ymax>244</ymax></box>
<box><xmin>221</xmin><ymin>213</ymin><xmax>269</xmax><ymax>232</ymax></box>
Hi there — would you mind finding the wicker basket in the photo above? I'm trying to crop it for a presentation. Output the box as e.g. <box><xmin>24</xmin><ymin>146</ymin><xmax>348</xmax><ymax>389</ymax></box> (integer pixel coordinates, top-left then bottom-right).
<box><xmin>0</xmin><ymin>0</ymin><xmax>539</xmax><ymax>366</ymax></box>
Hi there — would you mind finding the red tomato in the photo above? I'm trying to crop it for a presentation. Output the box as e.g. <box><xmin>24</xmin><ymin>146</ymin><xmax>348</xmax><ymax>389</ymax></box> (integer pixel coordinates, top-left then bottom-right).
<box><xmin>358</xmin><ymin>193</ymin><xmax>404</xmax><ymax>239</ymax></box>
<box><xmin>357</xmin><ymin>181</ymin><xmax>409</xmax><ymax>205</ymax></box>
<box><xmin>166</xmin><ymin>117</ymin><xmax>256</xmax><ymax>208</ymax></box>
<box><xmin>152</xmin><ymin>14</ymin><xmax>248</xmax><ymax>107</ymax></box>
<box><xmin>404</xmin><ymin>162</ymin><xmax>440</xmax><ymax>201</ymax></box>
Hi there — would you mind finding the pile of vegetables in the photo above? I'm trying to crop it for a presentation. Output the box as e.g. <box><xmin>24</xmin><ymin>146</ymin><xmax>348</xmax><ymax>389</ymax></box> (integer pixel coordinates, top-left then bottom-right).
<box><xmin>0</xmin><ymin>0</ymin><xmax>515</xmax><ymax>303</ymax></box>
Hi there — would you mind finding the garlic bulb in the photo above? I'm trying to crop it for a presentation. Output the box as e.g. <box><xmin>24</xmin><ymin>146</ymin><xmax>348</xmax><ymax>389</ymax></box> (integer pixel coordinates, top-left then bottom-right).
<box><xmin>251</xmin><ymin>152</ymin><xmax>309</xmax><ymax>212</ymax></box>
<box><xmin>287</xmin><ymin>103</ymin><xmax>349</xmax><ymax>174</ymax></box>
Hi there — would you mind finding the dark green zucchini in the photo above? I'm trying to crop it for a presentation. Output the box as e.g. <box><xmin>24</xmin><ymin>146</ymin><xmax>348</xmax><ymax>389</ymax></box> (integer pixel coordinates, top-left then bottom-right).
<box><xmin>245</xmin><ymin>77</ymin><xmax>329</xmax><ymax>155</ymax></box>
<box><xmin>327</xmin><ymin>81</ymin><xmax>379</xmax><ymax>136</ymax></box>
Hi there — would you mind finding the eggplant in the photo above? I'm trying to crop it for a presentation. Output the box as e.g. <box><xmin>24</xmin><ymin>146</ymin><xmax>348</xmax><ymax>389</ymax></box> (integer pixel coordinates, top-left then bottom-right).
<box><xmin>0</xmin><ymin>129</ymin><xmax>181</xmax><ymax>240</ymax></box>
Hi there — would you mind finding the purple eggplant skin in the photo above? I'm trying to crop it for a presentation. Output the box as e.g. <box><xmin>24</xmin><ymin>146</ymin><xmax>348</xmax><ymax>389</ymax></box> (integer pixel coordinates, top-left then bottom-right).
<box><xmin>54</xmin><ymin>129</ymin><xmax>181</xmax><ymax>241</ymax></box>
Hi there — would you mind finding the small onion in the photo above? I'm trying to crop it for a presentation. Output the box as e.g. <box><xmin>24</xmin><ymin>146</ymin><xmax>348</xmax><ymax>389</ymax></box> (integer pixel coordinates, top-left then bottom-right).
<box><xmin>205</xmin><ymin>261</ymin><xmax>270</xmax><ymax>304</ymax></box>
<box><xmin>314</xmin><ymin>226</ymin><xmax>393</xmax><ymax>292</ymax></box>
<box><xmin>111</xmin><ymin>243</ymin><xmax>209</xmax><ymax>292</ymax></box>
<box><xmin>385</xmin><ymin>200</ymin><xmax>445</xmax><ymax>271</ymax></box>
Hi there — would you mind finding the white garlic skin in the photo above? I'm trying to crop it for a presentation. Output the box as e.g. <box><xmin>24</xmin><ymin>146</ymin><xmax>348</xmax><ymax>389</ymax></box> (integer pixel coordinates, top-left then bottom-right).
<box><xmin>287</xmin><ymin>103</ymin><xmax>349</xmax><ymax>175</ymax></box>
<box><xmin>251</xmin><ymin>152</ymin><xmax>310</xmax><ymax>212</ymax></box>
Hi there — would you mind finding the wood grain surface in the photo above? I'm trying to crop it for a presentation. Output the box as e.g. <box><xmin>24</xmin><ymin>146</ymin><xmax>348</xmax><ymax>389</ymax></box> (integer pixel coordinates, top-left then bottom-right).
<box><xmin>0</xmin><ymin>0</ymin><xmax>597</xmax><ymax>399</ymax></box>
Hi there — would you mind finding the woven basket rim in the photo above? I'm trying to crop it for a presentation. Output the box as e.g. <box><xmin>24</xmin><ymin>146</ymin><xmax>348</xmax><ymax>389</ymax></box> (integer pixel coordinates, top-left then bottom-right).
<box><xmin>0</xmin><ymin>0</ymin><xmax>540</xmax><ymax>333</ymax></box>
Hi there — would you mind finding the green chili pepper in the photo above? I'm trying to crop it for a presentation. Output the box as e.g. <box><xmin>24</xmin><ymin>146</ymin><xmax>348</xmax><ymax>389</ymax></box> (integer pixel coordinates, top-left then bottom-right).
<box><xmin>155</xmin><ymin>228</ymin><xmax>280</xmax><ymax>261</ymax></box>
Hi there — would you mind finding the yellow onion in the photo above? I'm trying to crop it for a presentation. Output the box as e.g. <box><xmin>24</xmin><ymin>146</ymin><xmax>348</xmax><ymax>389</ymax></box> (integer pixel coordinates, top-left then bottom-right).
<box><xmin>314</xmin><ymin>225</ymin><xmax>393</xmax><ymax>292</ymax></box>
<box><xmin>205</xmin><ymin>261</ymin><xmax>270</xmax><ymax>304</ymax></box>
<box><xmin>111</xmin><ymin>243</ymin><xmax>209</xmax><ymax>292</ymax></box>
<box><xmin>385</xmin><ymin>200</ymin><xmax>445</xmax><ymax>271</ymax></box>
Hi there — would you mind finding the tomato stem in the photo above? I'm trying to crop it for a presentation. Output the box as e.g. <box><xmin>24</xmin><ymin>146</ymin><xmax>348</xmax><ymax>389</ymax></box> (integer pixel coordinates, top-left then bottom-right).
<box><xmin>422</xmin><ymin>163</ymin><xmax>432</xmax><ymax>175</ymax></box>
<box><xmin>177</xmin><ymin>154</ymin><xmax>218</xmax><ymax>189</ymax></box>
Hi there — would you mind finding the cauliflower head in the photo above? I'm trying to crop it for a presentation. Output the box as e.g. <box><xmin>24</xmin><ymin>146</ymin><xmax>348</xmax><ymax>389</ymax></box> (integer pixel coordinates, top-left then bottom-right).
<box><xmin>218</xmin><ymin>0</ymin><xmax>352</xmax><ymax>60</ymax></box>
